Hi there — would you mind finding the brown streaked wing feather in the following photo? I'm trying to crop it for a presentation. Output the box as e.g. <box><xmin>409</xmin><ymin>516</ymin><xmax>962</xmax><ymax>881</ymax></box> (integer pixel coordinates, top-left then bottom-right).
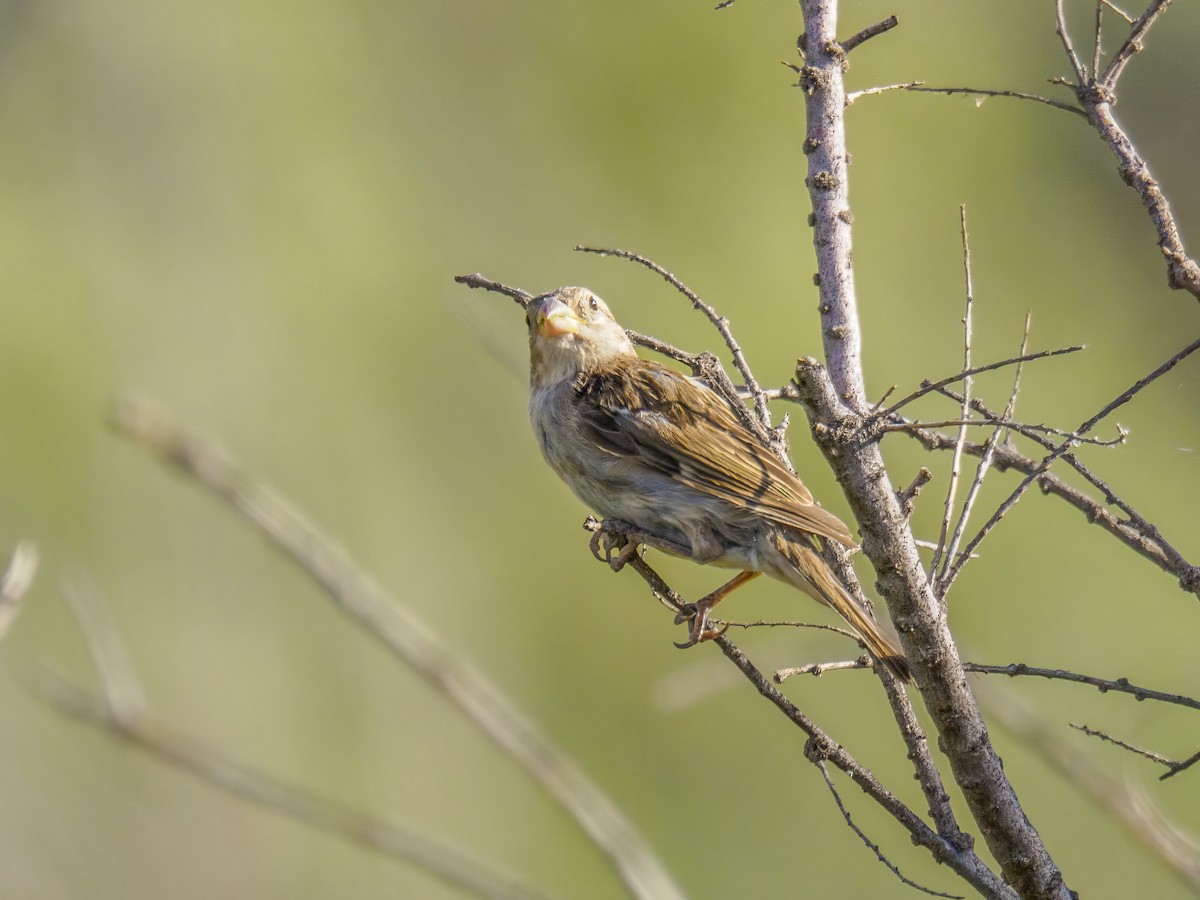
<box><xmin>574</xmin><ymin>359</ymin><xmax>857</xmax><ymax>547</ymax></box>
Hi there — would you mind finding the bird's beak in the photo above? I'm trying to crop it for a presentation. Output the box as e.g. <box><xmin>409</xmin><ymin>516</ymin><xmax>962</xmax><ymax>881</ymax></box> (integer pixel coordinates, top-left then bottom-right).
<box><xmin>536</xmin><ymin>297</ymin><xmax>582</xmax><ymax>338</ymax></box>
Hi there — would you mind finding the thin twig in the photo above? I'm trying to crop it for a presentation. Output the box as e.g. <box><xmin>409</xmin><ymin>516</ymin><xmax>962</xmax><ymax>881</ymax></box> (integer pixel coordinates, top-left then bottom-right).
<box><xmin>454</xmin><ymin>273</ymin><xmax>534</xmax><ymax>308</ymax></box>
<box><xmin>1101</xmin><ymin>0</ymin><xmax>1135</xmax><ymax>25</ymax></box>
<box><xmin>845</xmin><ymin>81</ymin><xmax>924</xmax><ymax>106</ymax></box>
<box><xmin>53</xmin><ymin>585</ymin><xmax>546</xmax><ymax>900</ymax></box>
<box><xmin>1056</xmin><ymin>0</ymin><xmax>1089</xmax><ymax>82</ymax></box>
<box><xmin>1053</xmin><ymin>0</ymin><xmax>1200</xmax><ymax>298</ymax></box>
<box><xmin>26</xmin><ymin>668</ymin><xmax>550</xmax><ymax>900</ymax></box>
<box><xmin>728</xmin><ymin>618</ymin><xmax>862</xmax><ymax>643</ymax></box>
<box><xmin>965</xmin><ymin>663</ymin><xmax>1200</xmax><ymax>711</ymax></box>
<box><xmin>574</xmin><ymin>245</ymin><xmax>775</xmax><ymax>441</ymax></box>
<box><xmin>840</xmin><ymin>15</ymin><xmax>899</xmax><ymax>54</ymax></box>
<box><xmin>944</xmin><ymin>338</ymin><xmax>1200</xmax><ymax>585</ymax></box>
<box><xmin>883</xmin><ymin>416</ymin><xmax>1125</xmax><ymax>447</ymax></box>
<box><xmin>1092</xmin><ymin>0</ymin><xmax>1105</xmax><ymax>80</ymax></box>
<box><xmin>930</xmin><ymin>207</ymin><xmax>974</xmax><ymax>588</ymax></box>
<box><xmin>873</xmin><ymin>345</ymin><xmax>1085</xmax><ymax>419</ymax></box>
<box><xmin>0</xmin><ymin>541</ymin><xmax>38</xmax><ymax>640</ymax></box>
<box><xmin>110</xmin><ymin>396</ymin><xmax>686</xmax><ymax>900</ymax></box>
<box><xmin>1071</xmin><ymin>723</ymin><xmax>1178</xmax><ymax>768</ymax></box>
<box><xmin>611</xmin><ymin>539</ymin><xmax>1009</xmax><ymax>896</ymax></box>
<box><xmin>976</xmin><ymin>680</ymin><xmax>1200</xmax><ymax>892</ymax></box>
<box><xmin>1162</xmin><ymin>749</ymin><xmax>1200</xmax><ymax>781</ymax></box>
<box><xmin>1100</xmin><ymin>0</ymin><xmax>1174</xmax><ymax>88</ymax></box>
<box><xmin>61</xmin><ymin>579</ymin><xmax>148</xmax><ymax>721</ymax></box>
<box><xmin>776</xmin><ymin>659</ymin><xmax>872</xmax><ymax>681</ymax></box>
<box><xmin>816</xmin><ymin>762</ymin><xmax>964</xmax><ymax>899</ymax></box>
<box><xmin>898</xmin><ymin>85</ymin><xmax>1085</xmax><ymax>117</ymax></box>
<box><xmin>939</xmin><ymin>314</ymin><xmax>1031</xmax><ymax>594</ymax></box>
<box><xmin>901</xmin><ymin>411</ymin><xmax>1198</xmax><ymax>596</ymax></box>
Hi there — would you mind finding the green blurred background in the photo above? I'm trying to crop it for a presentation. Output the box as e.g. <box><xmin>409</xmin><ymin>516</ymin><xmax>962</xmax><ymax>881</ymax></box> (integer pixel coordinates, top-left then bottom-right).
<box><xmin>1</xmin><ymin>1</ymin><xmax>1197</xmax><ymax>897</ymax></box>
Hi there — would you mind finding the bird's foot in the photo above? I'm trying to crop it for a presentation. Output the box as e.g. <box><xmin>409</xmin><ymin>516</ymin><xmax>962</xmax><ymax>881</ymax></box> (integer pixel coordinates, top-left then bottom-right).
<box><xmin>672</xmin><ymin>602</ymin><xmax>728</xmax><ymax>648</ymax></box>
<box><xmin>588</xmin><ymin>521</ymin><xmax>640</xmax><ymax>572</ymax></box>
<box><xmin>671</xmin><ymin>570</ymin><xmax>760</xmax><ymax>648</ymax></box>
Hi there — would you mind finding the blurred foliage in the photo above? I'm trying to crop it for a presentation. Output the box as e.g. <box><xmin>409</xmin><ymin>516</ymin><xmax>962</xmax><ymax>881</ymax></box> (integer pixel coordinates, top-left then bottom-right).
<box><xmin>0</xmin><ymin>1</ymin><xmax>1197</xmax><ymax>898</ymax></box>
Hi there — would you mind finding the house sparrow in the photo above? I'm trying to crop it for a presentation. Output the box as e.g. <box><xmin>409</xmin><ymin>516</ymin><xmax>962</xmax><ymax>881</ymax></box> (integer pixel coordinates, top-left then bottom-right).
<box><xmin>526</xmin><ymin>286</ymin><xmax>911</xmax><ymax>682</ymax></box>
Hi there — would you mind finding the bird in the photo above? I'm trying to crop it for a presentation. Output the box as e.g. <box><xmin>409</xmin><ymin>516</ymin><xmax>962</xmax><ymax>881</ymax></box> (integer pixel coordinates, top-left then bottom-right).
<box><xmin>525</xmin><ymin>285</ymin><xmax>911</xmax><ymax>683</ymax></box>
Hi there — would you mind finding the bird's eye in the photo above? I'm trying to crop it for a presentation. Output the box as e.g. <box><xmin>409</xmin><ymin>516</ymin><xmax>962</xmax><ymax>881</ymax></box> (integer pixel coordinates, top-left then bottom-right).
<box><xmin>588</xmin><ymin>296</ymin><xmax>599</xmax><ymax>312</ymax></box>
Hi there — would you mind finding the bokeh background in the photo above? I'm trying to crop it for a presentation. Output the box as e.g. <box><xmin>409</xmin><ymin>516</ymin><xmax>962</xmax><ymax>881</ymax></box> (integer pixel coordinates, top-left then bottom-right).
<box><xmin>1</xmin><ymin>1</ymin><xmax>1197</xmax><ymax>897</ymax></box>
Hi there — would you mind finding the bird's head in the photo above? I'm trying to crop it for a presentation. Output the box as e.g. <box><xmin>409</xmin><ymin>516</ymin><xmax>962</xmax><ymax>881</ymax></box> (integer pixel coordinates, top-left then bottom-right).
<box><xmin>526</xmin><ymin>286</ymin><xmax>636</xmax><ymax>387</ymax></box>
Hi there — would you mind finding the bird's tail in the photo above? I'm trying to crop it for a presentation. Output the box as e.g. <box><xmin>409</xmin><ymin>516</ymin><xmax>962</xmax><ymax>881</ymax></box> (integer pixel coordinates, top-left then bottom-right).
<box><xmin>767</xmin><ymin>531</ymin><xmax>912</xmax><ymax>683</ymax></box>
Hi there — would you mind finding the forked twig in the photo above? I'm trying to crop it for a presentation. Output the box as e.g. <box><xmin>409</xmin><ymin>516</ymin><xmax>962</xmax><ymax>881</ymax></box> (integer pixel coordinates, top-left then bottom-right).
<box><xmin>594</xmin><ymin>525</ymin><xmax>1007</xmax><ymax>895</ymax></box>
<box><xmin>938</xmin><ymin>313</ymin><xmax>1032</xmax><ymax>595</ymax></box>
<box><xmin>943</xmin><ymin>338</ymin><xmax>1200</xmax><ymax>585</ymax></box>
<box><xmin>1100</xmin><ymin>0</ymin><xmax>1174</xmax><ymax>88</ymax></box>
<box><xmin>874</xmin><ymin>345</ymin><xmax>1085</xmax><ymax>419</ymax></box>
<box><xmin>902</xmin><ymin>412</ymin><xmax>1197</xmax><ymax>595</ymax></box>
<box><xmin>816</xmin><ymin>761</ymin><xmax>964</xmax><ymax>899</ymax></box>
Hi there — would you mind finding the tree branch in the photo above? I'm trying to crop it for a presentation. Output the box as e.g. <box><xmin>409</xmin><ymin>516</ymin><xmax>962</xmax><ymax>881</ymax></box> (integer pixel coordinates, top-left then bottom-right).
<box><xmin>797</xmin><ymin>3</ymin><xmax>1073</xmax><ymax>894</ymax></box>
<box><xmin>109</xmin><ymin>396</ymin><xmax>686</xmax><ymax>900</ymax></box>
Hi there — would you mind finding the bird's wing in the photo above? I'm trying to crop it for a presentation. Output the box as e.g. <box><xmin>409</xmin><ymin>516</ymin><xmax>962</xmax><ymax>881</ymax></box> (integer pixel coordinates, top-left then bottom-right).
<box><xmin>574</xmin><ymin>359</ymin><xmax>857</xmax><ymax>547</ymax></box>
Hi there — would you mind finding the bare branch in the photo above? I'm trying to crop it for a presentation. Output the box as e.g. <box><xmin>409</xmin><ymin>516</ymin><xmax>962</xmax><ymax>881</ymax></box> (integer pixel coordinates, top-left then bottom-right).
<box><xmin>902</xmin><ymin>412</ymin><xmax>1198</xmax><ymax>597</ymax></box>
<box><xmin>27</xmin><ymin>668</ymin><xmax>549</xmax><ymax>900</ymax></box>
<box><xmin>966</xmin><ymin>662</ymin><xmax>1200</xmax><ymax>711</ymax></box>
<box><xmin>839</xmin><ymin>15</ymin><xmax>899</xmax><ymax>54</ymax></box>
<box><xmin>898</xmin><ymin>468</ymin><xmax>933</xmax><ymax>518</ymax></box>
<box><xmin>110</xmin><ymin>396</ymin><xmax>685</xmax><ymax>900</ymax></box>
<box><xmin>944</xmin><ymin>338</ymin><xmax>1200</xmax><ymax>585</ymax></box>
<box><xmin>1055</xmin><ymin>0</ymin><xmax>1089</xmax><ymax>82</ymax></box>
<box><xmin>1071</xmin><ymin>724</ymin><xmax>1200</xmax><ymax>782</ymax></box>
<box><xmin>33</xmin><ymin>579</ymin><xmax>549</xmax><ymax>900</ymax></box>
<box><xmin>1100</xmin><ymin>0</ymin><xmax>1174</xmax><ymax>87</ymax></box>
<box><xmin>938</xmin><ymin>313</ymin><xmax>1031</xmax><ymax>595</ymax></box>
<box><xmin>775</xmin><ymin>658</ymin><xmax>872</xmax><ymax>680</ymax></box>
<box><xmin>900</xmin><ymin>85</ymin><xmax>1085</xmax><ymax>117</ymax></box>
<box><xmin>62</xmin><ymin>579</ymin><xmax>148</xmax><ymax>722</ymax></box>
<box><xmin>884</xmin><ymin>416</ymin><xmax>1125</xmax><ymax>447</ymax></box>
<box><xmin>817</xmin><ymin>762</ymin><xmax>964</xmax><ymax>899</ymax></box>
<box><xmin>0</xmin><ymin>541</ymin><xmax>38</xmax><ymax>641</ymax></box>
<box><xmin>794</xmin><ymin>2</ymin><xmax>1075</xmax><ymax>880</ymax></box>
<box><xmin>1101</xmin><ymin>1</ymin><xmax>1136</xmax><ymax>25</ymax></box>
<box><xmin>873</xmin><ymin>345</ymin><xmax>1085</xmax><ymax>419</ymax></box>
<box><xmin>1162</xmin><ymin>749</ymin><xmax>1200</xmax><ymax>781</ymax></box>
<box><xmin>454</xmin><ymin>273</ymin><xmax>534</xmax><ymax>308</ymax></box>
<box><xmin>799</xmin><ymin>1</ymin><xmax>867</xmax><ymax>409</ymax></box>
<box><xmin>598</xmin><ymin>528</ymin><xmax>1011</xmax><ymax>897</ymax></box>
<box><xmin>1071</xmin><ymin>723</ymin><xmax>1179</xmax><ymax>768</ymax></box>
<box><xmin>930</xmin><ymin>207</ymin><xmax>975</xmax><ymax>588</ymax></box>
<box><xmin>846</xmin><ymin>80</ymin><xmax>924</xmax><ymax>106</ymax></box>
<box><xmin>977</xmin><ymin>681</ymin><xmax>1200</xmax><ymax>892</ymax></box>
<box><xmin>1050</xmin><ymin>0</ymin><xmax>1200</xmax><ymax>299</ymax></box>
<box><xmin>574</xmin><ymin>245</ymin><xmax>775</xmax><ymax>441</ymax></box>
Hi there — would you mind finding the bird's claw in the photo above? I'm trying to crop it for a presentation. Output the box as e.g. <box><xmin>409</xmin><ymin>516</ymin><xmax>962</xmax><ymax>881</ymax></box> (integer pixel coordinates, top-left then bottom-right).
<box><xmin>588</xmin><ymin>523</ymin><xmax>639</xmax><ymax>572</ymax></box>
<box><xmin>672</xmin><ymin>604</ymin><xmax>728</xmax><ymax>648</ymax></box>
